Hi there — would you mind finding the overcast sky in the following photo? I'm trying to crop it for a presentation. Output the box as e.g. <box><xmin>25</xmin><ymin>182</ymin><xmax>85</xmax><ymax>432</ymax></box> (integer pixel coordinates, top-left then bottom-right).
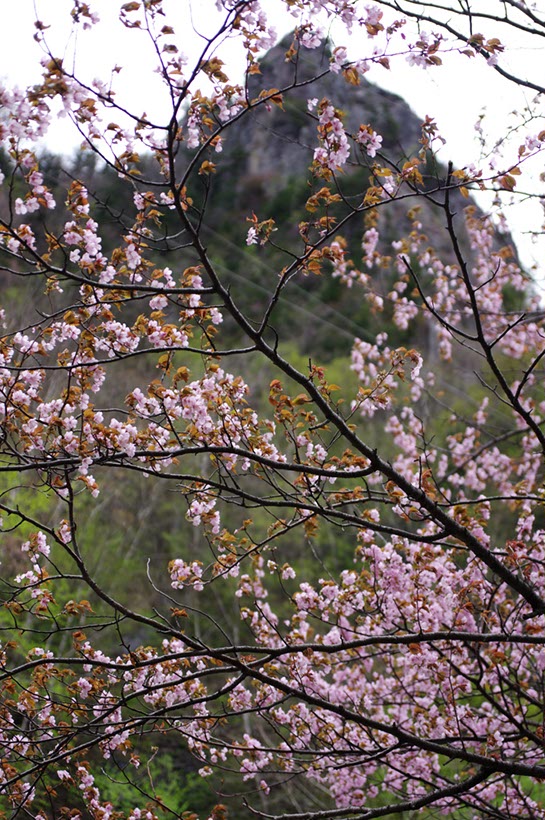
<box><xmin>1</xmin><ymin>0</ymin><xmax>544</xmax><ymax>280</ymax></box>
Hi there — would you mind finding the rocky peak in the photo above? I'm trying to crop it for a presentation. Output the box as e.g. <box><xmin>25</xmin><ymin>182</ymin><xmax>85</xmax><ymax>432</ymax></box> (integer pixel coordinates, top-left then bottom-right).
<box><xmin>225</xmin><ymin>33</ymin><xmax>424</xmax><ymax>194</ymax></box>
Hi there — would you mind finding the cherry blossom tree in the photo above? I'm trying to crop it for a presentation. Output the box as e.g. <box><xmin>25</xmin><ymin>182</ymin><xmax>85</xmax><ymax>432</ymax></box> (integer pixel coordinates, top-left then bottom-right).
<box><xmin>2</xmin><ymin>1</ymin><xmax>545</xmax><ymax>818</ymax></box>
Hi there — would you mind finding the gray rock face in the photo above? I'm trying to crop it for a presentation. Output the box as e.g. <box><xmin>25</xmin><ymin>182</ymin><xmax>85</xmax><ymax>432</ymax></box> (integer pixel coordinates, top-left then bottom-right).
<box><xmin>219</xmin><ymin>35</ymin><xmax>424</xmax><ymax>197</ymax></box>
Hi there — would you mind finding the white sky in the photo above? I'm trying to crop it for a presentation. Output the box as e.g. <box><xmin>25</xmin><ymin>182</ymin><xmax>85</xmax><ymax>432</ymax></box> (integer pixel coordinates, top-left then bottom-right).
<box><xmin>1</xmin><ymin>0</ymin><xmax>544</xmax><ymax>279</ymax></box>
